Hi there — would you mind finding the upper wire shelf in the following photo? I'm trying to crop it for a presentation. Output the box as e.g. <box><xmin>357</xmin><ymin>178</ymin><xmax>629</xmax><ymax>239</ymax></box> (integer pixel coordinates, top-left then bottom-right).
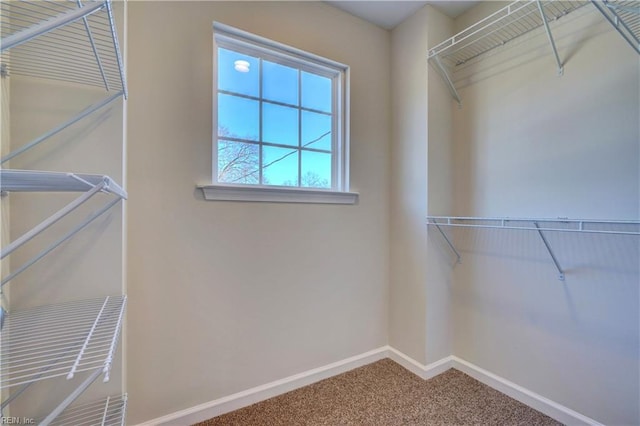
<box><xmin>428</xmin><ymin>1</ymin><xmax>587</xmax><ymax>67</ymax></box>
<box><xmin>47</xmin><ymin>394</ymin><xmax>127</xmax><ymax>426</ymax></box>
<box><xmin>427</xmin><ymin>0</ymin><xmax>588</xmax><ymax>103</ymax></box>
<box><xmin>591</xmin><ymin>0</ymin><xmax>640</xmax><ymax>53</ymax></box>
<box><xmin>0</xmin><ymin>0</ymin><xmax>127</xmax><ymax>95</ymax></box>
<box><xmin>0</xmin><ymin>295</ymin><xmax>127</xmax><ymax>390</ymax></box>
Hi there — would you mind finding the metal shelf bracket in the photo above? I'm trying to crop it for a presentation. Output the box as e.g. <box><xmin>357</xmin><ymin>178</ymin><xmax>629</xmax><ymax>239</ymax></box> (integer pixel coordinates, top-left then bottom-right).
<box><xmin>536</xmin><ymin>0</ymin><xmax>564</xmax><ymax>75</ymax></box>
<box><xmin>430</xmin><ymin>219</ymin><xmax>462</xmax><ymax>264</ymax></box>
<box><xmin>431</xmin><ymin>55</ymin><xmax>462</xmax><ymax>106</ymax></box>
<box><xmin>1</xmin><ymin>91</ymin><xmax>124</xmax><ymax>165</ymax></box>
<box><xmin>533</xmin><ymin>222</ymin><xmax>565</xmax><ymax>281</ymax></box>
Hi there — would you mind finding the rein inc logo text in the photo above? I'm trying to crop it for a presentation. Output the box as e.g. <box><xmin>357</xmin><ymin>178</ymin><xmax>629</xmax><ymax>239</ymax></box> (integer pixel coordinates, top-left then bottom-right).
<box><xmin>1</xmin><ymin>418</ymin><xmax>35</xmax><ymax>425</ymax></box>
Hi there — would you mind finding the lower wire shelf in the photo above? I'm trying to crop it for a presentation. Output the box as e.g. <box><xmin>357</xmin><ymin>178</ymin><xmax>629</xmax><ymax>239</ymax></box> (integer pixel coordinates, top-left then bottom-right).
<box><xmin>0</xmin><ymin>295</ymin><xmax>127</xmax><ymax>390</ymax></box>
<box><xmin>47</xmin><ymin>394</ymin><xmax>127</xmax><ymax>426</ymax></box>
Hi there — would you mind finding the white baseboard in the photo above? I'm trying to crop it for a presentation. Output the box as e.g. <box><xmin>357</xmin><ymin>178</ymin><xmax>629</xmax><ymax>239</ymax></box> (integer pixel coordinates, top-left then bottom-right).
<box><xmin>135</xmin><ymin>347</ymin><xmax>601</xmax><ymax>426</ymax></box>
<box><xmin>450</xmin><ymin>356</ymin><xmax>603</xmax><ymax>426</ymax></box>
<box><xmin>135</xmin><ymin>347</ymin><xmax>389</xmax><ymax>426</ymax></box>
<box><xmin>387</xmin><ymin>347</ymin><xmax>453</xmax><ymax>380</ymax></box>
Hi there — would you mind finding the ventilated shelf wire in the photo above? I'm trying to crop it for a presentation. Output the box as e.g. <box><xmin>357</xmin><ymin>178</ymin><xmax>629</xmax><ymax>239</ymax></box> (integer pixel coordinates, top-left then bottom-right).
<box><xmin>45</xmin><ymin>394</ymin><xmax>127</xmax><ymax>426</ymax></box>
<box><xmin>0</xmin><ymin>169</ymin><xmax>127</xmax><ymax>199</ymax></box>
<box><xmin>428</xmin><ymin>0</ymin><xmax>588</xmax><ymax>67</ymax></box>
<box><xmin>426</xmin><ymin>216</ymin><xmax>640</xmax><ymax>235</ymax></box>
<box><xmin>0</xmin><ymin>0</ymin><xmax>127</xmax><ymax>94</ymax></box>
<box><xmin>0</xmin><ymin>296</ymin><xmax>126</xmax><ymax>390</ymax></box>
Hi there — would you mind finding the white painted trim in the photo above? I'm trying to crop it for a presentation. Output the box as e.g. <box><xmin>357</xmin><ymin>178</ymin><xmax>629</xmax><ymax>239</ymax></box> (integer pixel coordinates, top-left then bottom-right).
<box><xmin>386</xmin><ymin>347</ymin><xmax>453</xmax><ymax>380</ymax></box>
<box><xmin>135</xmin><ymin>347</ymin><xmax>387</xmax><ymax>426</ymax></box>
<box><xmin>198</xmin><ymin>184</ymin><xmax>359</xmax><ymax>204</ymax></box>
<box><xmin>451</xmin><ymin>356</ymin><xmax>604</xmax><ymax>426</ymax></box>
<box><xmin>133</xmin><ymin>347</ymin><xmax>601</xmax><ymax>426</ymax></box>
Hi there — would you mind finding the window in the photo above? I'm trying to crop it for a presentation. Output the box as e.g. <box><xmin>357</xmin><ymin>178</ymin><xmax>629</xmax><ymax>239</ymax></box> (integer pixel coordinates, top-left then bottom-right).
<box><xmin>202</xmin><ymin>23</ymin><xmax>356</xmax><ymax>204</ymax></box>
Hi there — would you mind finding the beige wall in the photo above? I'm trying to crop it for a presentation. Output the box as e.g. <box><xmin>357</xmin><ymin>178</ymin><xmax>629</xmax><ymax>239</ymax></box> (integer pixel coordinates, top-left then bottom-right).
<box><xmin>447</xmin><ymin>3</ymin><xmax>639</xmax><ymax>424</ymax></box>
<box><xmin>424</xmin><ymin>7</ymin><xmax>454</xmax><ymax>364</ymax></box>
<box><xmin>389</xmin><ymin>5</ymin><xmax>430</xmax><ymax>365</ymax></box>
<box><xmin>389</xmin><ymin>4</ymin><xmax>454</xmax><ymax>366</ymax></box>
<box><xmin>126</xmin><ymin>2</ymin><xmax>390</xmax><ymax>423</ymax></box>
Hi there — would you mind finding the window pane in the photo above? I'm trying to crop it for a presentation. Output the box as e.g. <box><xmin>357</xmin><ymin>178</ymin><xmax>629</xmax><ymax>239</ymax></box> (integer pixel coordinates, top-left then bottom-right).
<box><xmin>218</xmin><ymin>48</ymin><xmax>259</xmax><ymax>97</ymax></box>
<box><xmin>302</xmin><ymin>111</ymin><xmax>331</xmax><ymax>151</ymax></box>
<box><xmin>263</xmin><ymin>146</ymin><xmax>299</xmax><ymax>186</ymax></box>
<box><xmin>218</xmin><ymin>93</ymin><xmax>259</xmax><ymax>140</ymax></box>
<box><xmin>301</xmin><ymin>151</ymin><xmax>331</xmax><ymax>188</ymax></box>
<box><xmin>263</xmin><ymin>61</ymin><xmax>298</xmax><ymax>105</ymax></box>
<box><xmin>263</xmin><ymin>102</ymin><xmax>298</xmax><ymax>147</ymax></box>
<box><xmin>218</xmin><ymin>140</ymin><xmax>259</xmax><ymax>184</ymax></box>
<box><xmin>301</xmin><ymin>72</ymin><xmax>331</xmax><ymax>113</ymax></box>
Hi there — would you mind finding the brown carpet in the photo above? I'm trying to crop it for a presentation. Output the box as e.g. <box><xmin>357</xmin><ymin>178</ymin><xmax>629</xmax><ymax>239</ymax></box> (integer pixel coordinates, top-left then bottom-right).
<box><xmin>195</xmin><ymin>359</ymin><xmax>562</xmax><ymax>426</ymax></box>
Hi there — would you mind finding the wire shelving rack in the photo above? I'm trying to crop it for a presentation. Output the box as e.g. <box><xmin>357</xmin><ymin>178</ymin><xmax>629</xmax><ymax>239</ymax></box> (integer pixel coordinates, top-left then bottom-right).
<box><xmin>0</xmin><ymin>1</ymin><xmax>128</xmax><ymax>422</ymax></box>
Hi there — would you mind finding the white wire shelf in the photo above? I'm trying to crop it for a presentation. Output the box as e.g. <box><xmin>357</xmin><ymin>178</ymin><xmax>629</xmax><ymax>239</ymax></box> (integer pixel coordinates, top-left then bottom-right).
<box><xmin>0</xmin><ymin>169</ymin><xmax>127</xmax><ymax>199</ymax></box>
<box><xmin>591</xmin><ymin>0</ymin><xmax>640</xmax><ymax>53</ymax></box>
<box><xmin>47</xmin><ymin>394</ymin><xmax>127</xmax><ymax>426</ymax></box>
<box><xmin>0</xmin><ymin>0</ymin><xmax>127</xmax><ymax>95</ymax></box>
<box><xmin>427</xmin><ymin>216</ymin><xmax>640</xmax><ymax>235</ymax></box>
<box><xmin>428</xmin><ymin>0</ymin><xmax>588</xmax><ymax>103</ymax></box>
<box><xmin>427</xmin><ymin>216</ymin><xmax>640</xmax><ymax>280</ymax></box>
<box><xmin>0</xmin><ymin>296</ymin><xmax>127</xmax><ymax>390</ymax></box>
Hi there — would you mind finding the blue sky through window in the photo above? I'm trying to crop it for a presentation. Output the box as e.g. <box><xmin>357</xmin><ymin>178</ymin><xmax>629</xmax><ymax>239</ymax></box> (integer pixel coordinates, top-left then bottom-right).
<box><xmin>217</xmin><ymin>47</ymin><xmax>333</xmax><ymax>188</ymax></box>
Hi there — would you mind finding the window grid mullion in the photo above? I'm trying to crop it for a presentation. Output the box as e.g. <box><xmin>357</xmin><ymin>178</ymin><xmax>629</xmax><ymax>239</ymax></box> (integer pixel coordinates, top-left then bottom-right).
<box><xmin>218</xmin><ymin>90</ymin><xmax>331</xmax><ymax>116</ymax></box>
<box><xmin>298</xmin><ymin>69</ymin><xmax>302</xmax><ymax>187</ymax></box>
<box><xmin>259</xmin><ymin>57</ymin><xmax>264</xmax><ymax>185</ymax></box>
<box><xmin>218</xmin><ymin>136</ymin><xmax>331</xmax><ymax>154</ymax></box>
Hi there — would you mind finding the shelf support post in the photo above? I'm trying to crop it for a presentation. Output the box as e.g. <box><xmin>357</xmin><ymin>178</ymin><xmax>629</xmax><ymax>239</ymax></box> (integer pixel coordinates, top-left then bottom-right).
<box><xmin>537</xmin><ymin>0</ymin><xmax>564</xmax><ymax>76</ymax></box>
<box><xmin>534</xmin><ymin>222</ymin><xmax>565</xmax><ymax>281</ymax></box>
<box><xmin>430</xmin><ymin>219</ymin><xmax>461</xmax><ymax>264</ymax></box>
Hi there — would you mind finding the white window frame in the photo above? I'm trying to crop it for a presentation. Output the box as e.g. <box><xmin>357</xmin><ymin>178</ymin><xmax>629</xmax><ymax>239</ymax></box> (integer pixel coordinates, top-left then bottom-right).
<box><xmin>198</xmin><ymin>22</ymin><xmax>357</xmax><ymax>204</ymax></box>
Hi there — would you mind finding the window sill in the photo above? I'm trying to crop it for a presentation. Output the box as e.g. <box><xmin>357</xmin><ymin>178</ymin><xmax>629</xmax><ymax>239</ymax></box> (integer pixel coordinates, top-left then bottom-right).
<box><xmin>197</xmin><ymin>184</ymin><xmax>359</xmax><ymax>204</ymax></box>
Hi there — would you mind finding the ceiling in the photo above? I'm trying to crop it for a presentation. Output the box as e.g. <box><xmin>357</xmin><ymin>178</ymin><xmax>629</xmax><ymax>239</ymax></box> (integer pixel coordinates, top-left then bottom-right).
<box><xmin>325</xmin><ymin>1</ymin><xmax>480</xmax><ymax>30</ymax></box>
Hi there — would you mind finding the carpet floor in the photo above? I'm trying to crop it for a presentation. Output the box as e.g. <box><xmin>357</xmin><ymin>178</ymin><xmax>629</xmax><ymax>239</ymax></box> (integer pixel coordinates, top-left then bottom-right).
<box><xmin>194</xmin><ymin>359</ymin><xmax>562</xmax><ymax>426</ymax></box>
